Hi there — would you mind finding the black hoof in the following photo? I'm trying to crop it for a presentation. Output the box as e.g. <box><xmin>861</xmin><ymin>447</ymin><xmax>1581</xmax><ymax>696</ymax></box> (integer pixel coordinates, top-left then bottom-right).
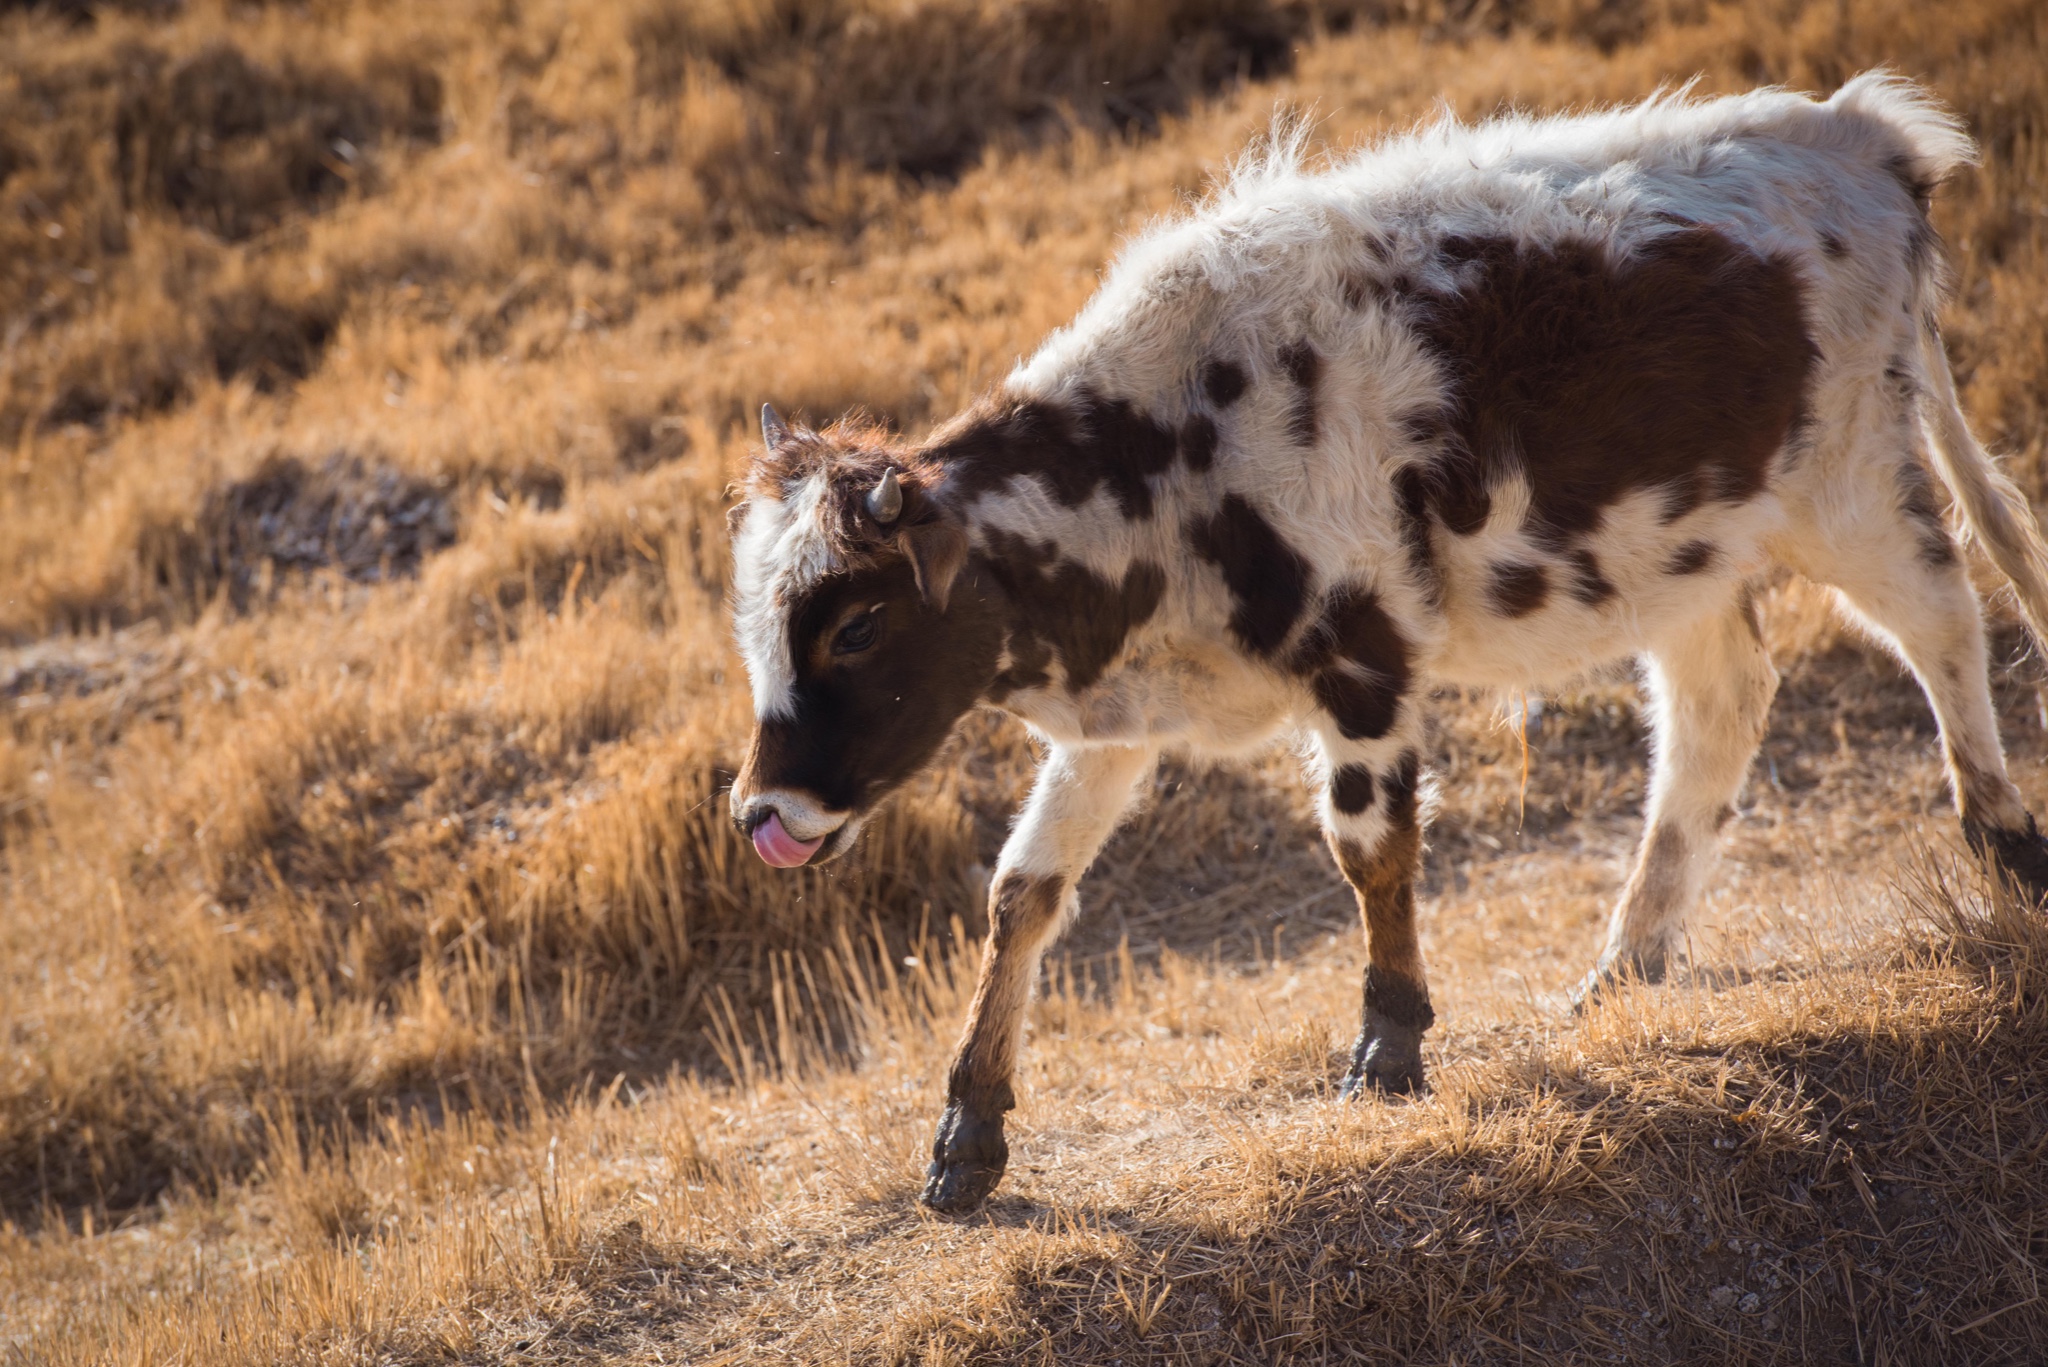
<box><xmin>1569</xmin><ymin>946</ymin><xmax>1668</xmax><ymax>1014</ymax></box>
<box><xmin>1963</xmin><ymin>816</ymin><xmax>2048</xmax><ymax>905</ymax></box>
<box><xmin>1340</xmin><ymin>1011</ymin><xmax>1427</xmax><ymax>1099</ymax></box>
<box><xmin>919</xmin><ymin>1103</ymin><xmax>1008</xmax><ymax>1212</ymax></box>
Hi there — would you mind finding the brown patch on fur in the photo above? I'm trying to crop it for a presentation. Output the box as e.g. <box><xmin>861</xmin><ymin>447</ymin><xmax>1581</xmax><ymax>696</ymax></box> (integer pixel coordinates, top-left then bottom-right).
<box><xmin>947</xmin><ymin>872</ymin><xmax>1066</xmax><ymax>1114</ymax></box>
<box><xmin>1330</xmin><ymin>763</ymin><xmax>1375</xmax><ymax>816</ymax></box>
<box><xmin>988</xmin><ymin>630</ymin><xmax>1054</xmax><ymax>701</ymax></box>
<box><xmin>924</xmin><ymin>388</ymin><xmax>1179</xmax><ymax>520</ymax></box>
<box><xmin>1487</xmin><ymin>561</ymin><xmax>1549</xmax><ymax>617</ymax></box>
<box><xmin>1278</xmin><ymin>340</ymin><xmax>1321</xmax><ymax>445</ymax></box>
<box><xmin>1664</xmin><ymin>540</ymin><xmax>1717</xmax><ymax>577</ymax></box>
<box><xmin>982</xmin><ymin>528</ymin><xmax>1165</xmax><ymax>690</ymax></box>
<box><xmin>1382</xmin><ymin>750</ymin><xmax>1420</xmax><ymax>826</ymax></box>
<box><xmin>1409</xmin><ymin>227</ymin><xmax>1815</xmax><ymax>543</ymax></box>
<box><xmin>1820</xmin><ymin>229</ymin><xmax>1848</xmax><ymax>258</ymax></box>
<box><xmin>1201</xmin><ymin>358</ymin><xmax>1247</xmax><ymax>407</ymax></box>
<box><xmin>1566</xmin><ymin>548</ymin><xmax>1616</xmax><ymax>605</ymax></box>
<box><xmin>1187</xmin><ymin>494</ymin><xmax>1311</xmax><ymax>657</ymax></box>
<box><xmin>1290</xmin><ymin>585</ymin><xmax>1412</xmax><ymax>741</ymax></box>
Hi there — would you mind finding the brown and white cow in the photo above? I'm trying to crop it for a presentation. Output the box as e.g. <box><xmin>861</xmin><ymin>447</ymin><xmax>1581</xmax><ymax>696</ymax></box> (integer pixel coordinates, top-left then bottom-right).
<box><xmin>727</xmin><ymin>73</ymin><xmax>2048</xmax><ymax>1211</ymax></box>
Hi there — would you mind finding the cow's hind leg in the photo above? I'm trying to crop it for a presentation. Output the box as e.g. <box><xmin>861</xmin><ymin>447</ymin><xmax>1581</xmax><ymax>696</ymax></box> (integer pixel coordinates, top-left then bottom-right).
<box><xmin>1315</xmin><ymin>717</ymin><xmax>1434</xmax><ymax>1097</ymax></box>
<box><xmin>1788</xmin><ymin>439</ymin><xmax>2048</xmax><ymax>898</ymax></box>
<box><xmin>1573</xmin><ymin>592</ymin><xmax>1779</xmax><ymax>1007</ymax></box>
<box><xmin>920</xmin><ymin>742</ymin><xmax>1154</xmax><ymax>1213</ymax></box>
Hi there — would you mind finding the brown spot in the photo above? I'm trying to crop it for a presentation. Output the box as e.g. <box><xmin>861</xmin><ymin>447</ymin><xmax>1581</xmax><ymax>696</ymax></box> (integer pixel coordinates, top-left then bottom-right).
<box><xmin>1665</xmin><ymin>540</ymin><xmax>1717</xmax><ymax>576</ymax></box>
<box><xmin>1397</xmin><ymin>408</ymin><xmax>1448</xmax><ymax>448</ymax></box>
<box><xmin>1178</xmin><ymin>414</ymin><xmax>1219</xmax><ymax>473</ymax></box>
<box><xmin>1487</xmin><ymin>561</ymin><xmax>1549</xmax><ymax>617</ymax></box>
<box><xmin>1820</xmin><ymin>229</ymin><xmax>1848</xmax><ymax>258</ymax></box>
<box><xmin>982</xmin><ymin>529</ymin><xmax>1165</xmax><ymax>690</ymax></box>
<box><xmin>1895</xmin><ymin>458</ymin><xmax>1957</xmax><ymax>568</ymax></box>
<box><xmin>987</xmin><ymin>630</ymin><xmax>1053</xmax><ymax>701</ymax></box>
<box><xmin>1410</xmin><ymin>228</ymin><xmax>1816</xmax><ymax>542</ymax></box>
<box><xmin>1406</xmin><ymin>448</ymin><xmax>1492</xmax><ymax>537</ymax></box>
<box><xmin>1566</xmin><ymin>548</ymin><xmax>1615</xmax><ymax>605</ymax></box>
<box><xmin>947</xmin><ymin>872</ymin><xmax>1066</xmax><ymax>1114</ymax></box>
<box><xmin>1330</xmin><ymin>763</ymin><xmax>1375</xmax><ymax>815</ymax></box>
<box><xmin>1291</xmin><ymin>585</ymin><xmax>1412</xmax><ymax>741</ymax></box>
<box><xmin>1201</xmin><ymin>358</ymin><xmax>1247</xmax><ymax>407</ymax></box>
<box><xmin>925</xmin><ymin>389</ymin><xmax>1179</xmax><ymax>520</ymax></box>
<box><xmin>1279</xmin><ymin>340</ymin><xmax>1320</xmax><ymax>445</ymax></box>
<box><xmin>1187</xmin><ymin>494</ymin><xmax>1311</xmax><ymax>657</ymax></box>
<box><xmin>1381</xmin><ymin>750</ymin><xmax>1420</xmax><ymax>826</ymax></box>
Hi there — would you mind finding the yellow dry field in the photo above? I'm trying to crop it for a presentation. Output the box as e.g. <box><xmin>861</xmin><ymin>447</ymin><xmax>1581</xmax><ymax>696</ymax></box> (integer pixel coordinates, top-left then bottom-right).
<box><xmin>2</xmin><ymin>0</ymin><xmax>2047</xmax><ymax>1362</ymax></box>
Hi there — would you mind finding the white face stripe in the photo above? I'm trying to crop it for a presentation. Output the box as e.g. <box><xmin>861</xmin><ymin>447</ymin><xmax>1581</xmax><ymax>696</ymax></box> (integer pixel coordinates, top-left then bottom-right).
<box><xmin>731</xmin><ymin>473</ymin><xmax>841</xmax><ymax>721</ymax></box>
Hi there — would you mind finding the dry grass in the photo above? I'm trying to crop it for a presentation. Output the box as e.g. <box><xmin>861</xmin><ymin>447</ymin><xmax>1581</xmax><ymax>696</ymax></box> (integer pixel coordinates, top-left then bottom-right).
<box><xmin>2</xmin><ymin>0</ymin><xmax>2046</xmax><ymax>1361</ymax></box>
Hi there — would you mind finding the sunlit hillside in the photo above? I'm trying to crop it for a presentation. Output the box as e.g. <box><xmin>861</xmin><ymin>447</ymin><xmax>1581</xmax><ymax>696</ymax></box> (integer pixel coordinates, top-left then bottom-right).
<box><xmin>2</xmin><ymin>0</ymin><xmax>2046</xmax><ymax>1361</ymax></box>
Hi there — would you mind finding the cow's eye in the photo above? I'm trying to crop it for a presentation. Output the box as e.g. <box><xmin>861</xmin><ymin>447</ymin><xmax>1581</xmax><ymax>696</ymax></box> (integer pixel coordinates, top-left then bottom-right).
<box><xmin>832</xmin><ymin>612</ymin><xmax>879</xmax><ymax>655</ymax></box>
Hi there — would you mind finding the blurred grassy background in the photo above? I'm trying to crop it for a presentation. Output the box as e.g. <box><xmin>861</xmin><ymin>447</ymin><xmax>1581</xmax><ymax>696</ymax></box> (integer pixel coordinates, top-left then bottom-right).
<box><xmin>2</xmin><ymin>0</ymin><xmax>2046</xmax><ymax>1361</ymax></box>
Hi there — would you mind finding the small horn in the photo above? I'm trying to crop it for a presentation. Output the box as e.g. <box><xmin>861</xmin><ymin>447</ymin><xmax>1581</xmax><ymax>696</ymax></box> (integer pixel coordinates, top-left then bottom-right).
<box><xmin>760</xmin><ymin>403</ymin><xmax>791</xmax><ymax>451</ymax></box>
<box><xmin>866</xmin><ymin>468</ymin><xmax>903</xmax><ymax>524</ymax></box>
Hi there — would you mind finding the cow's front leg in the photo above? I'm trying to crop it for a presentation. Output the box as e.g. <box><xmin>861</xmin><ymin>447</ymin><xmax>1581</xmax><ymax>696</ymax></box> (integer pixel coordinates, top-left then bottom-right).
<box><xmin>1316</xmin><ymin>724</ymin><xmax>1434</xmax><ymax>1098</ymax></box>
<box><xmin>920</xmin><ymin>742</ymin><xmax>1155</xmax><ymax>1212</ymax></box>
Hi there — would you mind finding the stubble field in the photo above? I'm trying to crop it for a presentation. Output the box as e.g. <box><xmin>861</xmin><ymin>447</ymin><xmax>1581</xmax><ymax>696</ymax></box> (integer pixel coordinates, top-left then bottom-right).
<box><xmin>3</xmin><ymin>0</ymin><xmax>2048</xmax><ymax>1361</ymax></box>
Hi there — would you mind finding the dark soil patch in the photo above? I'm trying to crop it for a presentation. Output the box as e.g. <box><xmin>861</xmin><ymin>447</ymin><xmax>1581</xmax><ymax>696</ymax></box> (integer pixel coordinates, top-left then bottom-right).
<box><xmin>147</xmin><ymin>452</ymin><xmax>458</xmax><ymax>607</ymax></box>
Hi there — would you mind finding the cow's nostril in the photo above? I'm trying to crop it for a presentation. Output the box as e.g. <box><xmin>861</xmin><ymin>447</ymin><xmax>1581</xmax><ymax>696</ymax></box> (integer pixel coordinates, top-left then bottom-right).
<box><xmin>739</xmin><ymin>804</ymin><xmax>775</xmax><ymax>836</ymax></box>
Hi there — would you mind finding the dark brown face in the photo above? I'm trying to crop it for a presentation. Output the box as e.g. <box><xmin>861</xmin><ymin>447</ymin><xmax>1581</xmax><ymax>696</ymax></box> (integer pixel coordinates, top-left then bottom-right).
<box><xmin>731</xmin><ymin>555</ymin><xmax>1006</xmax><ymax>865</ymax></box>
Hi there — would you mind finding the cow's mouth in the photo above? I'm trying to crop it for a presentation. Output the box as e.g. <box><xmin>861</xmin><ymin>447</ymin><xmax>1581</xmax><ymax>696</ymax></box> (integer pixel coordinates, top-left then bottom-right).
<box><xmin>750</xmin><ymin>810</ymin><xmax>824</xmax><ymax>867</ymax></box>
<box><xmin>738</xmin><ymin>799</ymin><xmax>860</xmax><ymax>868</ymax></box>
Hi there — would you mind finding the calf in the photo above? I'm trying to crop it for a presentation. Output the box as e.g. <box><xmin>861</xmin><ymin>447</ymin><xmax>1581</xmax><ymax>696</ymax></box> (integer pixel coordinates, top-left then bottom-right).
<box><xmin>728</xmin><ymin>72</ymin><xmax>2048</xmax><ymax>1212</ymax></box>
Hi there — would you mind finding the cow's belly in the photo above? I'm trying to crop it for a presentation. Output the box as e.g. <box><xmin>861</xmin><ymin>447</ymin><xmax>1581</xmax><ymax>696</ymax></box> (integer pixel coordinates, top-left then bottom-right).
<box><xmin>1423</xmin><ymin>483</ymin><xmax>1783</xmax><ymax>688</ymax></box>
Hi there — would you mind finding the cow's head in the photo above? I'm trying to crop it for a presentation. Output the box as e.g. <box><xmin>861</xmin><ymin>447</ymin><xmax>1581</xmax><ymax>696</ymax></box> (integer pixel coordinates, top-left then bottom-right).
<box><xmin>728</xmin><ymin>405</ymin><xmax>1005</xmax><ymax>866</ymax></box>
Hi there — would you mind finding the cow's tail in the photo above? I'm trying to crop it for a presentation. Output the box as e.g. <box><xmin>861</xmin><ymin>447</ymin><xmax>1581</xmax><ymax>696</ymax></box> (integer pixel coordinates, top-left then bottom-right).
<box><xmin>1917</xmin><ymin>326</ymin><xmax>2048</xmax><ymax>660</ymax></box>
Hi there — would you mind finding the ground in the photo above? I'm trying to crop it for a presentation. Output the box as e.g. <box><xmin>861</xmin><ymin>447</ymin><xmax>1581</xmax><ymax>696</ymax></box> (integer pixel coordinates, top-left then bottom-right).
<box><xmin>2</xmin><ymin>0</ymin><xmax>2047</xmax><ymax>1362</ymax></box>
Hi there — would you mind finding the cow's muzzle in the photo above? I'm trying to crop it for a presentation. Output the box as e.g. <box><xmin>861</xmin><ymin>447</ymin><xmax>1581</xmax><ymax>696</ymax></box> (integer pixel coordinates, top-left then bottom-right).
<box><xmin>732</xmin><ymin>791</ymin><xmax>851</xmax><ymax>868</ymax></box>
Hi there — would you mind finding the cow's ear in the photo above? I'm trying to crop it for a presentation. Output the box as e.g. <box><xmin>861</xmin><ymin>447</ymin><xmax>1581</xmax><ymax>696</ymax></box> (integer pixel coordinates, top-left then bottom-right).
<box><xmin>760</xmin><ymin>403</ymin><xmax>792</xmax><ymax>451</ymax></box>
<box><xmin>902</xmin><ymin>519</ymin><xmax>968</xmax><ymax>612</ymax></box>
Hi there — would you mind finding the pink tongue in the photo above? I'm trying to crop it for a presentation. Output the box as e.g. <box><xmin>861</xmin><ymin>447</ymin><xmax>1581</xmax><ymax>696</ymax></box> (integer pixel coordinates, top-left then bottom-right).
<box><xmin>751</xmin><ymin>812</ymin><xmax>824</xmax><ymax>868</ymax></box>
